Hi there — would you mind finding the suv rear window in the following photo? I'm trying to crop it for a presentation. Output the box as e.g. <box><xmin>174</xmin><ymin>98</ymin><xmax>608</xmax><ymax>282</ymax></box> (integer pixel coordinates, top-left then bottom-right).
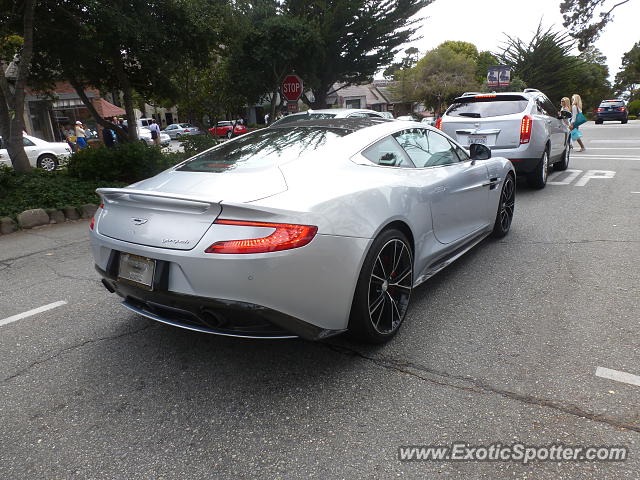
<box><xmin>177</xmin><ymin>127</ymin><xmax>349</xmax><ymax>172</ymax></box>
<box><xmin>447</xmin><ymin>95</ymin><xmax>529</xmax><ymax>118</ymax></box>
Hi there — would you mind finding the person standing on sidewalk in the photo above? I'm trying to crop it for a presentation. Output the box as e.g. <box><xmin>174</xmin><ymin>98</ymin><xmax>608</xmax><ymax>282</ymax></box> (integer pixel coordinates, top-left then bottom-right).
<box><xmin>570</xmin><ymin>94</ymin><xmax>586</xmax><ymax>152</ymax></box>
<box><xmin>149</xmin><ymin>119</ymin><xmax>161</xmax><ymax>146</ymax></box>
<box><xmin>75</xmin><ymin>121</ymin><xmax>88</xmax><ymax>150</ymax></box>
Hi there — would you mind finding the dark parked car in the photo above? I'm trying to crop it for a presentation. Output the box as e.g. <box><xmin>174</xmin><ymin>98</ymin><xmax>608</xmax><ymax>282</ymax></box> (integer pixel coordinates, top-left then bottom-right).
<box><xmin>595</xmin><ymin>100</ymin><xmax>628</xmax><ymax>124</ymax></box>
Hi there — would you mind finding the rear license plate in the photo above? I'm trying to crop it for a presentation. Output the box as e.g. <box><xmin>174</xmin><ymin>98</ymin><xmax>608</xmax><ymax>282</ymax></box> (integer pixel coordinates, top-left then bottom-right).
<box><xmin>118</xmin><ymin>253</ymin><xmax>156</xmax><ymax>290</ymax></box>
<box><xmin>468</xmin><ymin>135</ymin><xmax>487</xmax><ymax>145</ymax></box>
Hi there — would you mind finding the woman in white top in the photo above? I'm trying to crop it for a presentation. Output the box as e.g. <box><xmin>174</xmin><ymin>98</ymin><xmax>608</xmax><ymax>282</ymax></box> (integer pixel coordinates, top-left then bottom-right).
<box><xmin>570</xmin><ymin>94</ymin><xmax>586</xmax><ymax>152</ymax></box>
<box><xmin>560</xmin><ymin>97</ymin><xmax>571</xmax><ymax>127</ymax></box>
<box><xmin>75</xmin><ymin>121</ymin><xmax>88</xmax><ymax>150</ymax></box>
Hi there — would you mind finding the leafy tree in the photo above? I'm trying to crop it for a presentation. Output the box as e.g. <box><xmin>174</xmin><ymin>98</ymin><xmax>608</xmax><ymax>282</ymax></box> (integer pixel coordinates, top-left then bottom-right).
<box><xmin>396</xmin><ymin>45</ymin><xmax>479</xmax><ymax>114</ymax></box>
<box><xmin>0</xmin><ymin>0</ymin><xmax>35</xmax><ymax>172</ymax></box>
<box><xmin>285</xmin><ymin>0</ymin><xmax>433</xmax><ymax>108</ymax></box>
<box><xmin>576</xmin><ymin>46</ymin><xmax>612</xmax><ymax>111</ymax></box>
<box><xmin>475</xmin><ymin>51</ymin><xmax>499</xmax><ymax>83</ymax></box>
<box><xmin>614</xmin><ymin>42</ymin><xmax>640</xmax><ymax>99</ymax></box>
<box><xmin>498</xmin><ymin>25</ymin><xmax>584</xmax><ymax>103</ymax></box>
<box><xmin>560</xmin><ymin>0</ymin><xmax>634</xmax><ymax>50</ymax></box>
<box><xmin>439</xmin><ymin>41</ymin><xmax>479</xmax><ymax>61</ymax></box>
<box><xmin>383</xmin><ymin>47</ymin><xmax>421</xmax><ymax>79</ymax></box>
<box><xmin>30</xmin><ymin>0</ymin><xmax>225</xmax><ymax>142</ymax></box>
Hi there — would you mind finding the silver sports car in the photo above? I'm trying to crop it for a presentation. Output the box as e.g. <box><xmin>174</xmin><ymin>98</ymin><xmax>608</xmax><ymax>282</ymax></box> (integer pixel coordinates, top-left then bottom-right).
<box><xmin>91</xmin><ymin>118</ymin><xmax>515</xmax><ymax>343</ymax></box>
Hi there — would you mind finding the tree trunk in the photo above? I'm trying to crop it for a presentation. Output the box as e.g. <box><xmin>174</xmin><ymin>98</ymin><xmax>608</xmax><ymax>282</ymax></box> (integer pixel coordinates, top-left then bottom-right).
<box><xmin>69</xmin><ymin>77</ymin><xmax>129</xmax><ymax>142</ymax></box>
<box><xmin>0</xmin><ymin>0</ymin><xmax>36</xmax><ymax>172</ymax></box>
<box><xmin>112</xmin><ymin>54</ymin><xmax>138</xmax><ymax>142</ymax></box>
<box><xmin>270</xmin><ymin>89</ymin><xmax>278</xmax><ymax>121</ymax></box>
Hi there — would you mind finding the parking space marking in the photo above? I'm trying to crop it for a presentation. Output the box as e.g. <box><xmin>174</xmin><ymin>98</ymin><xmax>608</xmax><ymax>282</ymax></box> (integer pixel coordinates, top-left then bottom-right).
<box><xmin>0</xmin><ymin>300</ymin><xmax>68</xmax><ymax>327</ymax></box>
<box><xmin>596</xmin><ymin>367</ymin><xmax>640</xmax><ymax>388</ymax></box>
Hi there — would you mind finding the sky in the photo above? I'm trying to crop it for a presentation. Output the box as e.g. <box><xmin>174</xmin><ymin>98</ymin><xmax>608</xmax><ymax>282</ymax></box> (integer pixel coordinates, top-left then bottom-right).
<box><xmin>400</xmin><ymin>0</ymin><xmax>639</xmax><ymax>80</ymax></box>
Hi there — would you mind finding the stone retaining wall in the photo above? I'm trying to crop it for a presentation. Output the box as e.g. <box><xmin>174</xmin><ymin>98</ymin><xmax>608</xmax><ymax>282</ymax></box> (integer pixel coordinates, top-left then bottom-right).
<box><xmin>0</xmin><ymin>204</ymin><xmax>98</xmax><ymax>236</ymax></box>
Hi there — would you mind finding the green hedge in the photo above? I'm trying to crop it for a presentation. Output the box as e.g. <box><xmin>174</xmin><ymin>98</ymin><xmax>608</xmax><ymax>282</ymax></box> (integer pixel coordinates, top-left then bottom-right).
<box><xmin>67</xmin><ymin>143</ymin><xmax>183</xmax><ymax>183</ymax></box>
<box><xmin>0</xmin><ymin>166</ymin><xmax>126</xmax><ymax>219</ymax></box>
<box><xmin>628</xmin><ymin>99</ymin><xmax>640</xmax><ymax>116</ymax></box>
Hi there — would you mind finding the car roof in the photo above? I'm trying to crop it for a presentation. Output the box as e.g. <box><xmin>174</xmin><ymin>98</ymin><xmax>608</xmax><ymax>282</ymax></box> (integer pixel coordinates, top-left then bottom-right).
<box><xmin>269</xmin><ymin>117</ymin><xmax>393</xmax><ymax>131</ymax></box>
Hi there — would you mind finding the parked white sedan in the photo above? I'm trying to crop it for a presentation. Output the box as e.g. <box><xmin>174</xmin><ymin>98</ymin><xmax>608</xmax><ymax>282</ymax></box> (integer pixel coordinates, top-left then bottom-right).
<box><xmin>0</xmin><ymin>134</ymin><xmax>72</xmax><ymax>171</ymax></box>
<box><xmin>138</xmin><ymin>127</ymin><xmax>171</xmax><ymax>147</ymax></box>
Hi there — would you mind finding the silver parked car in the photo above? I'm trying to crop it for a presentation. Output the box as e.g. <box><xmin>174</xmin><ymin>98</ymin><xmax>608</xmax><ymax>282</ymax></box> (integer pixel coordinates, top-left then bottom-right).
<box><xmin>0</xmin><ymin>134</ymin><xmax>72</xmax><ymax>171</ymax></box>
<box><xmin>163</xmin><ymin>123</ymin><xmax>201</xmax><ymax>139</ymax></box>
<box><xmin>90</xmin><ymin>118</ymin><xmax>515</xmax><ymax>343</ymax></box>
<box><xmin>270</xmin><ymin>108</ymin><xmax>384</xmax><ymax>127</ymax></box>
<box><xmin>438</xmin><ymin>89</ymin><xmax>570</xmax><ymax>189</ymax></box>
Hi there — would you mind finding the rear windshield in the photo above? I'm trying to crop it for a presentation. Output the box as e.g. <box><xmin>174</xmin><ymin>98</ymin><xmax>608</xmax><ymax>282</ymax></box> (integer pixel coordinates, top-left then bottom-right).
<box><xmin>447</xmin><ymin>96</ymin><xmax>529</xmax><ymax>118</ymax></box>
<box><xmin>599</xmin><ymin>101</ymin><xmax>624</xmax><ymax>107</ymax></box>
<box><xmin>177</xmin><ymin>127</ymin><xmax>349</xmax><ymax>172</ymax></box>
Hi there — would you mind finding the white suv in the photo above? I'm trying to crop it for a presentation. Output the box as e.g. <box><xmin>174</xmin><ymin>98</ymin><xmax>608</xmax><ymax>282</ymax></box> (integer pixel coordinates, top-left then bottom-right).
<box><xmin>438</xmin><ymin>89</ymin><xmax>571</xmax><ymax>189</ymax></box>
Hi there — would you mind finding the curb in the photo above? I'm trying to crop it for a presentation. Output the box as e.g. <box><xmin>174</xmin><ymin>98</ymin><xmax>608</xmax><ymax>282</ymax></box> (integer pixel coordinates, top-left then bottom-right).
<box><xmin>0</xmin><ymin>204</ymin><xmax>98</xmax><ymax>237</ymax></box>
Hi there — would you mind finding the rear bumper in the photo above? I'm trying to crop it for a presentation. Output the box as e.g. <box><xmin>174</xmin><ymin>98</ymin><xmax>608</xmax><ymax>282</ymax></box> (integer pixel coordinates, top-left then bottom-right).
<box><xmin>596</xmin><ymin>113</ymin><xmax>627</xmax><ymax>122</ymax></box>
<box><xmin>97</xmin><ymin>263</ymin><xmax>344</xmax><ymax>341</ymax></box>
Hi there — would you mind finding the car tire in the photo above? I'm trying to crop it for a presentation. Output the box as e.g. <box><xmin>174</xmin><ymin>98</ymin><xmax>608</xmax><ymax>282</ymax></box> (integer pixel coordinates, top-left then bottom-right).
<box><xmin>348</xmin><ymin>228</ymin><xmax>413</xmax><ymax>344</ymax></box>
<box><xmin>622</xmin><ymin>119</ymin><xmax>628</xmax><ymax>124</ymax></box>
<box><xmin>595</xmin><ymin>120</ymin><xmax>603</xmax><ymax>124</ymax></box>
<box><xmin>37</xmin><ymin>154</ymin><xmax>58</xmax><ymax>172</ymax></box>
<box><xmin>554</xmin><ymin>145</ymin><xmax>570</xmax><ymax>171</ymax></box>
<box><xmin>226</xmin><ymin>131</ymin><xmax>233</xmax><ymax>139</ymax></box>
<box><xmin>491</xmin><ymin>173</ymin><xmax>515</xmax><ymax>238</ymax></box>
<box><xmin>527</xmin><ymin>149</ymin><xmax>549</xmax><ymax>189</ymax></box>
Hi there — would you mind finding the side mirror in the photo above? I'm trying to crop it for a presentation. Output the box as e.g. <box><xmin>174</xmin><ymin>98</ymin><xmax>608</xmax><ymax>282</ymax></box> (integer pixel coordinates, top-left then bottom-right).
<box><xmin>469</xmin><ymin>143</ymin><xmax>491</xmax><ymax>161</ymax></box>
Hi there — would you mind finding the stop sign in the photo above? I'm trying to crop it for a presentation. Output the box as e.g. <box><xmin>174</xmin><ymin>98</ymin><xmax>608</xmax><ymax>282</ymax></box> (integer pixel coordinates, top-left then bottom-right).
<box><xmin>281</xmin><ymin>74</ymin><xmax>303</xmax><ymax>102</ymax></box>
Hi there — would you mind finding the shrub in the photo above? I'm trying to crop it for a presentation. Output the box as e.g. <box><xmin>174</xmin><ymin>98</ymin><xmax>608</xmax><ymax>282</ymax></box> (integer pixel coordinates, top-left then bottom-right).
<box><xmin>628</xmin><ymin>115</ymin><xmax>637</xmax><ymax>120</ymax></box>
<box><xmin>179</xmin><ymin>134</ymin><xmax>219</xmax><ymax>156</ymax></box>
<box><xmin>67</xmin><ymin>142</ymin><xmax>182</xmax><ymax>183</ymax></box>
<box><xmin>627</xmin><ymin>99</ymin><xmax>640</xmax><ymax>116</ymax></box>
<box><xmin>0</xmin><ymin>166</ymin><xmax>126</xmax><ymax>219</ymax></box>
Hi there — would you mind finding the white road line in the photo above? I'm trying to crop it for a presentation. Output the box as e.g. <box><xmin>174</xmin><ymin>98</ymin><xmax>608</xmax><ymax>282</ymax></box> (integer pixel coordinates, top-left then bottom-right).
<box><xmin>573</xmin><ymin>156</ymin><xmax>640</xmax><ymax>161</ymax></box>
<box><xmin>595</xmin><ymin>367</ymin><xmax>640</xmax><ymax>388</ymax></box>
<box><xmin>0</xmin><ymin>300</ymin><xmax>68</xmax><ymax>327</ymax></box>
<box><xmin>583</xmin><ymin>147</ymin><xmax>640</xmax><ymax>150</ymax></box>
<box><xmin>632</xmin><ymin>192</ymin><xmax>640</xmax><ymax>194</ymax></box>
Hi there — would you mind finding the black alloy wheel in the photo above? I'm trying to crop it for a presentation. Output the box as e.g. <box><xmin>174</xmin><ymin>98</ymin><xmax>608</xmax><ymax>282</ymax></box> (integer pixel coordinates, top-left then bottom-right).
<box><xmin>491</xmin><ymin>174</ymin><xmax>515</xmax><ymax>238</ymax></box>
<box><xmin>349</xmin><ymin>229</ymin><xmax>413</xmax><ymax>344</ymax></box>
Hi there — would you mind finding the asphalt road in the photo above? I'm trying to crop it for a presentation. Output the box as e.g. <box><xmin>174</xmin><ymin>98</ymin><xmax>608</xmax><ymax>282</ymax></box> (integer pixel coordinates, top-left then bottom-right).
<box><xmin>1</xmin><ymin>121</ymin><xmax>639</xmax><ymax>479</ymax></box>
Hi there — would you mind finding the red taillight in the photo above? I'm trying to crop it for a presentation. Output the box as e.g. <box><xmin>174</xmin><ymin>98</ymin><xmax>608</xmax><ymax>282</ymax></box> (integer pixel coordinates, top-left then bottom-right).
<box><xmin>475</xmin><ymin>94</ymin><xmax>496</xmax><ymax>98</ymax></box>
<box><xmin>520</xmin><ymin>115</ymin><xmax>533</xmax><ymax>144</ymax></box>
<box><xmin>206</xmin><ymin>219</ymin><xmax>318</xmax><ymax>254</ymax></box>
<box><xmin>435</xmin><ymin>117</ymin><xmax>442</xmax><ymax>130</ymax></box>
<box><xmin>597</xmin><ymin>107</ymin><xmax>604</xmax><ymax>112</ymax></box>
<box><xmin>89</xmin><ymin>203</ymin><xmax>104</xmax><ymax>230</ymax></box>
<box><xmin>617</xmin><ymin>107</ymin><xmax>626</xmax><ymax>111</ymax></box>
<box><xmin>184</xmin><ymin>129</ymin><xmax>190</xmax><ymax>132</ymax></box>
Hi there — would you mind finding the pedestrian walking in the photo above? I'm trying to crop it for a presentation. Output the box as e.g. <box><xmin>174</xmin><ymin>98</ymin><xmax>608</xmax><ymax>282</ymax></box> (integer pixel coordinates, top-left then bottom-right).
<box><xmin>149</xmin><ymin>119</ymin><xmax>161</xmax><ymax>146</ymax></box>
<box><xmin>264</xmin><ymin>113</ymin><xmax>270</xmax><ymax>125</ymax></box>
<box><xmin>75</xmin><ymin>121</ymin><xmax>88</xmax><ymax>150</ymax></box>
<box><xmin>560</xmin><ymin>97</ymin><xmax>571</xmax><ymax>128</ymax></box>
<box><xmin>570</xmin><ymin>94</ymin><xmax>587</xmax><ymax>152</ymax></box>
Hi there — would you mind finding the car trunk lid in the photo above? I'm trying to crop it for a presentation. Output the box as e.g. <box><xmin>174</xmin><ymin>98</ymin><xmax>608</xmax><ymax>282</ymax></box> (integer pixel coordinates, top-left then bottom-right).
<box><xmin>96</xmin><ymin>167</ymin><xmax>288</xmax><ymax>250</ymax></box>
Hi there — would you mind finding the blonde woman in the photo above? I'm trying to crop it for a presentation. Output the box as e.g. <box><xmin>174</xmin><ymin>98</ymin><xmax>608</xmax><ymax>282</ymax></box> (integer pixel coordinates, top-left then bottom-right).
<box><xmin>560</xmin><ymin>97</ymin><xmax>571</xmax><ymax>128</ymax></box>
<box><xmin>570</xmin><ymin>94</ymin><xmax>586</xmax><ymax>152</ymax></box>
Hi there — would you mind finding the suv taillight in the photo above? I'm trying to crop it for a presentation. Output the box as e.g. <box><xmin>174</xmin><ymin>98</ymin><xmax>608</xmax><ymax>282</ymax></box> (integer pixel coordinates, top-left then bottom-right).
<box><xmin>617</xmin><ymin>107</ymin><xmax>626</xmax><ymax>112</ymax></box>
<box><xmin>435</xmin><ymin>117</ymin><xmax>442</xmax><ymax>130</ymax></box>
<box><xmin>520</xmin><ymin>115</ymin><xmax>533</xmax><ymax>144</ymax></box>
<box><xmin>597</xmin><ymin>107</ymin><xmax>604</xmax><ymax>112</ymax></box>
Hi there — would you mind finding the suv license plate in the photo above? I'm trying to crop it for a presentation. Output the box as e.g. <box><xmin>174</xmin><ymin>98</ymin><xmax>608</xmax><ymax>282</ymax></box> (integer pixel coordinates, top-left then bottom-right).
<box><xmin>118</xmin><ymin>253</ymin><xmax>156</xmax><ymax>290</ymax></box>
<box><xmin>468</xmin><ymin>135</ymin><xmax>487</xmax><ymax>145</ymax></box>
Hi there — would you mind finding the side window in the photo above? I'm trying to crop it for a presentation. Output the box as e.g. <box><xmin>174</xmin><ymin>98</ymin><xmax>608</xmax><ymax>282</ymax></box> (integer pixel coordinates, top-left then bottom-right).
<box><xmin>348</xmin><ymin>112</ymin><xmax>368</xmax><ymax>118</ymax></box>
<box><xmin>394</xmin><ymin>128</ymin><xmax>460</xmax><ymax>167</ymax></box>
<box><xmin>393</xmin><ymin>128</ymin><xmax>432</xmax><ymax>167</ymax></box>
<box><xmin>543</xmin><ymin>97</ymin><xmax>558</xmax><ymax>117</ymax></box>
<box><xmin>23</xmin><ymin>137</ymin><xmax>36</xmax><ymax>147</ymax></box>
<box><xmin>367</xmin><ymin>113</ymin><xmax>381</xmax><ymax>118</ymax></box>
<box><xmin>451</xmin><ymin>141</ymin><xmax>470</xmax><ymax>162</ymax></box>
<box><xmin>362</xmin><ymin>136</ymin><xmax>413</xmax><ymax>168</ymax></box>
<box><xmin>425</xmin><ymin>131</ymin><xmax>460</xmax><ymax>166</ymax></box>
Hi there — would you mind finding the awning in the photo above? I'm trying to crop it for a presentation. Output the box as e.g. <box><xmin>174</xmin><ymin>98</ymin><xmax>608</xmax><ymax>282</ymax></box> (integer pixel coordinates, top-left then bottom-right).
<box><xmin>92</xmin><ymin>98</ymin><xmax>126</xmax><ymax>118</ymax></box>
